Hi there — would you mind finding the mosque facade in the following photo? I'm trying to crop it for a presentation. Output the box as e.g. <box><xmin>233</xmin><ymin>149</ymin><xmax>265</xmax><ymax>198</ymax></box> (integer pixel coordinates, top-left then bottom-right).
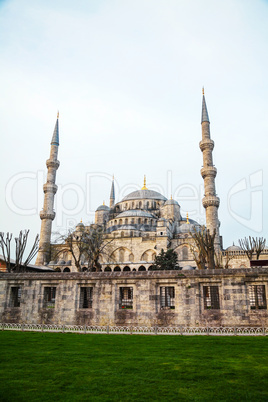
<box><xmin>35</xmin><ymin>93</ymin><xmax>256</xmax><ymax>272</ymax></box>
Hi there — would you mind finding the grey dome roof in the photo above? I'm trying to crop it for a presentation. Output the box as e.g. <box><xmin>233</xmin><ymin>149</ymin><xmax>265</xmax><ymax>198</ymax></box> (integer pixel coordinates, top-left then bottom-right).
<box><xmin>116</xmin><ymin>210</ymin><xmax>154</xmax><ymax>218</ymax></box>
<box><xmin>164</xmin><ymin>199</ymin><xmax>180</xmax><ymax>206</ymax></box>
<box><xmin>76</xmin><ymin>222</ymin><xmax>85</xmax><ymax>229</ymax></box>
<box><xmin>122</xmin><ymin>189</ymin><xmax>167</xmax><ymax>201</ymax></box>
<box><xmin>96</xmin><ymin>204</ymin><xmax>110</xmax><ymax>211</ymax></box>
<box><xmin>178</xmin><ymin>222</ymin><xmax>200</xmax><ymax>234</ymax></box>
<box><xmin>226</xmin><ymin>244</ymin><xmax>242</xmax><ymax>252</ymax></box>
<box><xmin>181</xmin><ymin>265</ymin><xmax>195</xmax><ymax>271</ymax></box>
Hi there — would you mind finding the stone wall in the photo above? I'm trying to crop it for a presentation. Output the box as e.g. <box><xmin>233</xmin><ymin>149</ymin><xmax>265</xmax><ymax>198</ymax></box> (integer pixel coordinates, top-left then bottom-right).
<box><xmin>0</xmin><ymin>268</ymin><xmax>267</xmax><ymax>327</ymax></box>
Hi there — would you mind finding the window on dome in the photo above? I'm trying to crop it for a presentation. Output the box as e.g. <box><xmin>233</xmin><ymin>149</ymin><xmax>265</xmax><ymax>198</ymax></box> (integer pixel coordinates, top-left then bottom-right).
<box><xmin>125</xmin><ymin>218</ymin><xmax>128</xmax><ymax>224</ymax></box>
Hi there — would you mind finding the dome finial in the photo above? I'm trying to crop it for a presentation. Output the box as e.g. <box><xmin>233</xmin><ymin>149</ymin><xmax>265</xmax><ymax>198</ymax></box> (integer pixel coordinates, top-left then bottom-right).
<box><xmin>80</xmin><ymin>218</ymin><xmax>82</xmax><ymax>223</ymax></box>
<box><xmin>170</xmin><ymin>194</ymin><xmax>173</xmax><ymax>200</ymax></box>
<box><xmin>186</xmin><ymin>212</ymin><xmax>190</xmax><ymax>224</ymax></box>
<box><xmin>141</xmin><ymin>175</ymin><xmax>148</xmax><ymax>190</ymax></box>
<box><xmin>103</xmin><ymin>200</ymin><xmax>105</xmax><ymax>205</ymax></box>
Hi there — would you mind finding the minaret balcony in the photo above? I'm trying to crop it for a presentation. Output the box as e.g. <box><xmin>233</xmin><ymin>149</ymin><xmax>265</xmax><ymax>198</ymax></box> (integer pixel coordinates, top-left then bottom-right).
<box><xmin>43</xmin><ymin>183</ymin><xmax>58</xmax><ymax>194</ymax></box>
<box><xmin>40</xmin><ymin>210</ymin><xmax>56</xmax><ymax>220</ymax></box>
<box><xmin>46</xmin><ymin>159</ymin><xmax>60</xmax><ymax>169</ymax></box>
<box><xmin>199</xmin><ymin>139</ymin><xmax>214</xmax><ymax>152</ymax></box>
<box><xmin>200</xmin><ymin>166</ymin><xmax>217</xmax><ymax>178</ymax></box>
<box><xmin>202</xmin><ymin>196</ymin><xmax>220</xmax><ymax>208</ymax></box>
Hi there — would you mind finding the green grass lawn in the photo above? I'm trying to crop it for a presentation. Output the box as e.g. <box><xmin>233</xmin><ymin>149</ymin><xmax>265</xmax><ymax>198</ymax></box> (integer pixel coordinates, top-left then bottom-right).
<box><xmin>0</xmin><ymin>332</ymin><xmax>267</xmax><ymax>401</ymax></box>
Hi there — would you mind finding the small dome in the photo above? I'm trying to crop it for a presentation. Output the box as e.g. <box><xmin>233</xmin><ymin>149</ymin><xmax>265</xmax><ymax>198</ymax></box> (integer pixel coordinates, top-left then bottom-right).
<box><xmin>96</xmin><ymin>205</ymin><xmax>110</xmax><ymax>211</ymax></box>
<box><xmin>226</xmin><ymin>244</ymin><xmax>242</xmax><ymax>252</ymax></box>
<box><xmin>179</xmin><ymin>223</ymin><xmax>196</xmax><ymax>233</ymax></box>
<box><xmin>116</xmin><ymin>210</ymin><xmax>154</xmax><ymax>218</ymax></box>
<box><xmin>181</xmin><ymin>265</ymin><xmax>195</xmax><ymax>270</ymax></box>
<box><xmin>164</xmin><ymin>199</ymin><xmax>179</xmax><ymax>206</ymax></box>
<box><xmin>76</xmin><ymin>221</ymin><xmax>85</xmax><ymax>230</ymax></box>
<box><xmin>122</xmin><ymin>189</ymin><xmax>167</xmax><ymax>202</ymax></box>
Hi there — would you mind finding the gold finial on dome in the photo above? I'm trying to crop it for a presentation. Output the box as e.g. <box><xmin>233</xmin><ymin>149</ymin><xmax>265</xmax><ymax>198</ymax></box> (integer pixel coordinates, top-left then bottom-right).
<box><xmin>202</xmin><ymin>87</ymin><xmax>204</xmax><ymax>95</ymax></box>
<box><xmin>103</xmin><ymin>200</ymin><xmax>105</xmax><ymax>205</ymax></box>
<box><xmin>141</xmin><ymin>175</ymin><xmax>148</xmax><ymax>190</ymax></box>
<box><xmin>80</xmin><ymin>218</ymin><xmax>82</xmax><ymax>223</ymax></box>
<box><xmin>170</xmin><ymin>195</ymin><xmax>173</xmax><ymax>200</ymax></box>
<box><xmin>186</xmin><ymin>212</ymin><xmax>190</xmax><ymax>224</ymax></box>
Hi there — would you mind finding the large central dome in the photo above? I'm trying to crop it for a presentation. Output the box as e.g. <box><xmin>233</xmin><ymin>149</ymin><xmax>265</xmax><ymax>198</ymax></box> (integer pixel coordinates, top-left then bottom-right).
<box><xmin>122</xmin><ymin>189</ymin><xmax>167</xmax><ymax>201</ymax></box>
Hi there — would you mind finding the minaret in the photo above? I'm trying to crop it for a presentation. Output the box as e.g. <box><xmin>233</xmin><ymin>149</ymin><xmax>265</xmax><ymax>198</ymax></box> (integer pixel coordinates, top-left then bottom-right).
<box><xmin>109</xmin><ymin>176</ymin><xmax>115</xmax><ymax>208</ymax></box>
<box><xmin>199</xmin><ymin>89</ymin><xmax>220</xmax><ymax>250</ymax></box>
<box><xmin>36</xmin><ymin>114</ymin><xmax>60</xmax><ymax>265</ymax></box>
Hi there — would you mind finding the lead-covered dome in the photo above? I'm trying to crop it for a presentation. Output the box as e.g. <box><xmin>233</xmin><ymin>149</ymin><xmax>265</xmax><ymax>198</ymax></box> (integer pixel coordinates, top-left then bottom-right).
<box><xmin>96</xmin><ymin>204</ymin><xmax>110</xmax><ymax>211</ymax></box>
<box><xmin>122</xmin><ymin>189</ymin><xmax>167</xmax><ymax>201</ymax></box>
<box><xmin>116</xmin><ymin>210</ymin><xmax>155</xmax><ymax>218</ymax></box>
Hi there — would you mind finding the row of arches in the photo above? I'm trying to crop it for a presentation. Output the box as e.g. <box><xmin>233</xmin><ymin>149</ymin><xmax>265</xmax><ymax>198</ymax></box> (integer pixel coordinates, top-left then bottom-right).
<box><xmin>115</xmin><ymin>200</ymin><xmax>160</xmax><ymax>212</ymax></box>
<box><xmin>109</xmin><ymin>248</ymin><xmax>156</xmax><ymax>263</ymax></box>
<box><xmin>109</xmin><ymin>217</ymin><xmax>155</xmax><ymax>227</ymax></box>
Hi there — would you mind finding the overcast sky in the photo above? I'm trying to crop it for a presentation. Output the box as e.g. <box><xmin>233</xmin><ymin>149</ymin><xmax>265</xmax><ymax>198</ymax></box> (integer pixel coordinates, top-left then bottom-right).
<box><xmin>1</xmin><ymin>0</ymin><xmax>268</xmax><ymax>254</ymax></box>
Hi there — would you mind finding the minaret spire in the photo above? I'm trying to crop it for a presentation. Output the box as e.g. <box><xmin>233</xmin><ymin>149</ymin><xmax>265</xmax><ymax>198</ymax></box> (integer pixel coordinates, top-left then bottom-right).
<box><xmin>109</xmin><ymin>176</ymin><xmax>115</xmax><ymax>208</ymax></box>
<box><xmin>36</xmin><ymin>113</ymin><xmax>60</xmax><ymax>265</ymax></box>
<box><xmin>199</xmin><ymin>90</ymin><xmax>220</xmax><ymax>250</ymax></box>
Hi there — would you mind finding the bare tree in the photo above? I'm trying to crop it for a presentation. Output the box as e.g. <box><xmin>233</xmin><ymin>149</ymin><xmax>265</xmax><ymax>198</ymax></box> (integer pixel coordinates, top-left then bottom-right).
<box><xmin>0</xmin><ymin>230</ymin><xmax>39</xmax><ymax>272</ymax></box>
<box><xmin>189</xmin><ymin>243</ymin><xmax>206</xmax><ymax>270</ymax></box>
<box><xmin>238</xmin><ymin>236</ymin><xmax>266</xmax><ymax>260</ymax></box>
<box><xmin>190</xmin><ymin>227</ymin><xmax>216</xmax><ymax>270</ymax></box>
<box><xmin>53</xmin><ymin>225</ymin><xmax>114</xmax><ymax>272</ymax></box>
<box><xmin>253</xmin><ymin>237</ymin><xmax>266</xmax><ymax>260</ymax></box>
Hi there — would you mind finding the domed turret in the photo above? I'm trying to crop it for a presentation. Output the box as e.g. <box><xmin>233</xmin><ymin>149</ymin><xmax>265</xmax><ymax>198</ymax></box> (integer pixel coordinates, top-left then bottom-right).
<box><xmin>95</xmin><ymin>202</ymin><xmax>110</xmax><ymax>225</ymax></box>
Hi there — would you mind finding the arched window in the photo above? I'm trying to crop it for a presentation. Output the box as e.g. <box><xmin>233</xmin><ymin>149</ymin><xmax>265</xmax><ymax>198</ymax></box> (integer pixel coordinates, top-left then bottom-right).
<box><xmin>139</xmin><ymin>201</ymin><xmax>142</xmax><ymax>208</ymax></box>
<box><xmin>119</xmin><ymin>249</ymin><xmax>124</xmax><ymax>262</ymax></box>
<box><xmin>130</xmin><ymin>231</ymin><xmax>133</xmax><ymax>237</ymax></box>
<box><xmin>54</xmin><ymin>267</ymin><xmax>61</xmax><ymax>272</ymax></box>
<box><xmin>104</xmin><ymin>266</ymin><xmax>112</xmax><ymax>271</ymax></box>
<box><xmin>63</xmin><ymin>267</ymin><xmax>70</xmax><ymax>272</ymax></box>
<box><xmin>146</xmin><ymin>201</ymin><xmax>149</xmax><ymax>209</ymax></box>
<box><xmin>119</xmin><ymin>219</ymin><xmax>123</xmax><ymax>225</ymax></box>
<box><xmin>132</xmin><ymin>202</ymin><xmax>135</xmax><ymax>208</ymax></box>
<box><xmin>138</xmin><ymin>266</ymin><xmax>146</xmax><ymax>271</ymax></box>
<box><xmin>121</xmin><ymin>231</ymin><xmax>124</xmax><ymax>237</ymax></box>
<box><xmin>148</xmin><ymin>265</ymin><xmax>154</xmax><ymax>271</ymax></box>
<box><xmin>141</xmin><ymin>252</ymin><xmax>148</xmax><ymax>262</ymax></box>
<box><xmin>82</xmin><ymin>267</ymin><xmax>88</xmax><ymax>272</ymax></box>
<box><xmin>114</xmin><ymin>220</ymin><xmax>117</xmax><ymax>225</ymax></box>
<box><xmin>123</xmin><ymin>266</ymin><xmax>130</xmax><ymax>271</ymax></box>
<box><xmin>131</xmin><ymin>218</ymin><xmax>134</xmax><ymax>224</ymax></box>
<box><xmin>114</xmin><ymin>266</ymin><xmax>121</xmax><ymax>272</ymax></box>
<box><xmin>144</xmin><ymin>218</ymin><xmax>148</xmax><ymax>224</ymax></box>
<box><xmin>129</xmin><ymin>253</ymin><xmax>134</xmax><ymax>262</ymax></box>
<box><xmin>125</xmin><ymin>218</ymin><xmax>128</xmax><ymax>224</ymax></box>
<box><xmin>138</xmin><ymin>218</ymin><xmax>141</xmax><ymax>224</ymax></box>
<box><xmin>182</xmin><ymin>247</ymin><xmax>188</xmax><ymax>260</ymax></box>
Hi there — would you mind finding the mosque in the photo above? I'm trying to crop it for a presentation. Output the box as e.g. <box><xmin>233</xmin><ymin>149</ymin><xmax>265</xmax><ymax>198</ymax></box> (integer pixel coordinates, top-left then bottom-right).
<box><xmin>1</xmin><ymin>91</ymin><xmax>268</xmax><ymax>329</ymax></box>
<box><xmin>35</xmin><ymin>92</ymin><xmax>250</xmax><ymax>271</ymax></box>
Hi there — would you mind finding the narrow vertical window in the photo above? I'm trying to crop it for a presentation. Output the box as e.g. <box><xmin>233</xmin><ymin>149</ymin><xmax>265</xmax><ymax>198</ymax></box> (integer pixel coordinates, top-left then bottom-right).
<box><xmin>10</xmin><ymin>287</ymin><xmax>21</xmax><ymax>307</ymax></box>
<box><xmin>249</xmin><ymin>285</ymin><xmax>267</xmax><ymax>309</ymax></box>
<box><xmin>119</xmin><ymin>287</ymin><xmax>133</xmax><ymax>309</ymax></box>
<box><xmin>79</xmin><ymin>287</ymin><xmax>93</xmax><ymax>308</ymax></box>
<box><xmin>44</xmin><ymin>287</ymin><xmax>56</xmax><ymax>308</ymax></box>
<box><xmin>160</xmin><ymin>287</ymin><xmax>175</xmax><ymax>309</ymax></box>
<box><xmin>203</xmin><ymin>286</ymin><xmax>220</xmax><ymax>309</ymax></box>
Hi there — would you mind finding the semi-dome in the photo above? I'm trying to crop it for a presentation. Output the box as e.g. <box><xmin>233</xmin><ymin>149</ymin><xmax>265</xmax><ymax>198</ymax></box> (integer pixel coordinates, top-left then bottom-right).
<box><xmin>178</xmin><ymin>221</ymin><xmax>200</xmax><ymax>234</ymax></box>
<box><xmin>96</xmin><ymin>204</ymin><xmax>110</xmax><ymax>211</ymax></box>
<box><xmin>122</xmin><ymin>189</ymin><xmax>167</xmax><ymax>201</ymax></box>
<box><xmin>116</xmin><ymin>210</ymin><xmax>155</xmax><ymax>218</ymax></box>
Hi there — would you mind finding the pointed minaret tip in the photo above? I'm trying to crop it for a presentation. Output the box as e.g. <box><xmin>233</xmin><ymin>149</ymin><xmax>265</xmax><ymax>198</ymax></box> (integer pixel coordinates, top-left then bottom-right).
<box><xmin>201</xmin><ymin>89</ymin><xmax>210</xmax><ymax>123</ymax></box>
<box><xmin>57</xmin><ymin>111</ymin><xmax>59</xmax><ymax>119</ymax></box>
<box><xmin>51</xmin><ymin>114</ymin><xmax>59</xmax><ymax>145</ymax></box>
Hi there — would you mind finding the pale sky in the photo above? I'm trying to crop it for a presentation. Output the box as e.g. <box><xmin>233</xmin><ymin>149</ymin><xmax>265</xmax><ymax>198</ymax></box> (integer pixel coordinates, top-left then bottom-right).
<box><xmin>1</xmin><ymin>0</ymin><xmax>268</xmax><ymax>255</ymax></box>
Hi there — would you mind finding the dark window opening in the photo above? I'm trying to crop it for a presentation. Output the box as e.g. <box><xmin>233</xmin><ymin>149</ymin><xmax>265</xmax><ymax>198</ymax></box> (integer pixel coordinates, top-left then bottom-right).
<box><xmin>249</xmin><ymin>285</ymin><xmax>267</xmax><ymax>310</ymax></box>
<box><xmin>160</xmin><ymin>286</ymin><xmax>175</xmax><ymax>309</ymax></box>
<box><xmin>44</xmin><ymin>287</ymin><xmax>56</xmax><ymax>308</ymax></box>
<box><xmin>10</xmin><ymin>287</ymin><xmax>21</xmax><ymax>307</ymax></box>
<box><xmin>203</xmin><ymin>286</ymin><xmax>220</xmax><ymax>310</ymax></box>
<box><xmin>79</xmin><ymin>287</ymin><xmax>93</xmax><ymax>309</ymax></box>
<box><xmin>119</xmin><ymin>287</ymin><xmax>133</xmax><ymax>309</ymax></box>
